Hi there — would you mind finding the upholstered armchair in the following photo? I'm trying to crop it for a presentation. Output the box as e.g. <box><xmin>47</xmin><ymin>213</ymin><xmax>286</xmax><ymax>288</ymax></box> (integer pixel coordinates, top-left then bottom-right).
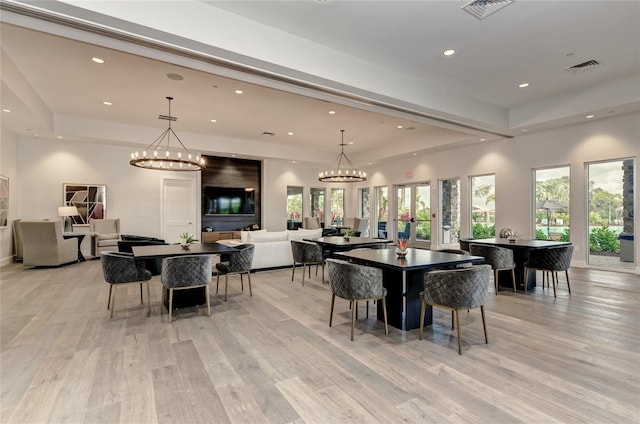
<box><xmin>20</xmin><ymin>220</ymin><xmax>78</xmax><ymax>267</ymax></box>
<box><xmin>290</xmin><ymin>240</ymin><xmax>324</xmax><ymax>285</ymax></box>
<box><xmin>420</xmin><ymin>265</ymin><xmax>491</xmax><ymax>354</ymax></box>
<box><xmin>101</xmin><ymin>252</ymin><xmax>152</xmax><ymax>318</ymax></box>
<box><xmin>90</xmin><ymin>218</ymin><xmax>121</xmax><ymax>258</ymax></box>
<box><xmin>215</xmin><ymin>243</ymin><xmax>255</xmax><ymax>301</ymax></box>
<box><xmin>161</xmin><ymin>254</ymin><xmax>212</xmax><ymax>322</ymax></box>
<box><xmin>469</xmin><ymin>244</ymin><xmax>517</xmax><ymax>294</ymax></box>
<box><xmin>326</xmin><ymin>258</ymin><xmax>388</xmax><ymax>341</ymax></box>
<box><xmin>525</xmin><ymin>245</ymin><xmax>574</xmax><ymax>297</ymax></box>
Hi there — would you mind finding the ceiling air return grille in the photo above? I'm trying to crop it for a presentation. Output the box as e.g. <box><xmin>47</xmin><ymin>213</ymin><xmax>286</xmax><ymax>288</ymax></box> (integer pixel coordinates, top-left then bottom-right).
<box><xmin>462</xmin><ymin>0</ymin><xmax>515</xmax><ymax>20</ymax></box>
<box><xmin>565</xmin><ymin>60</ymin><xmax>601</xmax><ymax>73</ymax></box>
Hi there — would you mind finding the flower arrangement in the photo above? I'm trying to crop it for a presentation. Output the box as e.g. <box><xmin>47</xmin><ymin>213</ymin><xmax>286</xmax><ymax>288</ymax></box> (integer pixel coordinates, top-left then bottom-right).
<box><xmin>396</xmin><ymin>238</ymin><xmax>410</xmax><ymax>257</ymax></box>
<box><xmin>179</xmin><ymin>232</ymin><xmax>198</xmax><ymax>247</ymax></box>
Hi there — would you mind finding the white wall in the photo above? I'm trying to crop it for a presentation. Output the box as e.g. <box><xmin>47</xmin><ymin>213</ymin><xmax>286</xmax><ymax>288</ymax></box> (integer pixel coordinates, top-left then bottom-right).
<box><xmin>0</xmin><ymin>128</ymin><xmax>19</xmax><ymax>265</ymax></box>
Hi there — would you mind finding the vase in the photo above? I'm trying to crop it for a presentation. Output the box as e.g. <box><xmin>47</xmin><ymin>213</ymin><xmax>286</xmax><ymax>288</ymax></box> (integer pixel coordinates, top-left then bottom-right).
<box><xmin>180</xmin><ymin>242</ymin><xmax>190</xmax><ymax>249</ymax></box>
<box><xmin>396</xmin><ymin>248</ymin><xmax>407</xmax><ymax>258</ymax></box>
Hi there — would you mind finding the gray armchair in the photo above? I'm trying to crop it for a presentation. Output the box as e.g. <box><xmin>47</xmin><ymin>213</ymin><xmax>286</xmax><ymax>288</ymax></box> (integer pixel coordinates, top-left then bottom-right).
<box><xmin>215</xmin><ymin>244</ymin><xmax>255</xmax><ymax>301</ymax></box>
<box><xmin>291</xmin><ymin>240</ymin><xmax>324</xmax><ymax>285</ymax></box>
<box><xmin>20</xmin><ymin>220</ymin><xmax>77</xmax><ymax>267</ymax></box>
<box><xmin>469</xmin><ymin>244</ymin><xmax>517</xmax><ymax>294</ymax></box>
<box><xmin>12</xmin><ymin>219</ymin><xmax>23</xmax><ymax>262</ymax></box>
<box><xmin>101</xmin><ymin>251</ymin><xmax>152</xmax><ymax>318</ymax></box>
<box><xmin>90</xmin><ymin>218</ymin><xmax>121</xmax><ymax>257</ymax></box>
<box><xmin>525</xmin><ymin>245</ymin><xmax>574</xmax><ymax>297</ymax></box>
<box><xmin>326</xmin><ymin>258</ymin><xmax>388</xmax><ymax>341</ymax></box>
<box><xmin>161</xmin><ymin>254</ymin><xmax>212</xmax><ymax>322</ymax></box>
<box><xmin>420</xmin><ymin>265</ymin><xmax>491</xmax><ymax>355</ymax></box>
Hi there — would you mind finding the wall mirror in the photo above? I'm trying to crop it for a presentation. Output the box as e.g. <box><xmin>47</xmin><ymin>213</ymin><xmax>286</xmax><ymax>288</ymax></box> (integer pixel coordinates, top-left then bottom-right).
<box><xmin>63</xmin><ymin>183</ymin><xmax>106</xmax><ymax>226</ymax></box>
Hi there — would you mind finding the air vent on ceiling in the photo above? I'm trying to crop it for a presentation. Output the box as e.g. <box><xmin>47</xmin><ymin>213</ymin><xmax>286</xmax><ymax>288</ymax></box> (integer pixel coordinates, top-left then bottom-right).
<box><xmin>565</xmin><ymin>60</ymin><xmax>601</xmax><ymax>73</ymax></box>
<box><xmin>262</xmin><ymin>131</ymin><xmax>276</xmax><ymax>136</ymax></box>
<box><xmin>462</xmin><ymin>0</ymin><xmax>515</xmax><ymax>20</ymax></box>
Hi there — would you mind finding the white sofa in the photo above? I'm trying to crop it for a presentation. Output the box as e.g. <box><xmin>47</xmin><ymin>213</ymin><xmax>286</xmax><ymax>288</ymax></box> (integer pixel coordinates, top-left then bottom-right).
<box><xmin>218</xmin><ymin>228</ymin><xmax>323</xmax><ymax>270</ymax></box>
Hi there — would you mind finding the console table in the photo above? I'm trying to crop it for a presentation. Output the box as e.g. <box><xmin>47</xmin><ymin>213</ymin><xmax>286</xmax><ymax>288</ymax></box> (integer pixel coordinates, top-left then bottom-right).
<box><xmin>62</xmin><ymin>233</ymin><xmax>86</xmax><ymax>262</ymax></box>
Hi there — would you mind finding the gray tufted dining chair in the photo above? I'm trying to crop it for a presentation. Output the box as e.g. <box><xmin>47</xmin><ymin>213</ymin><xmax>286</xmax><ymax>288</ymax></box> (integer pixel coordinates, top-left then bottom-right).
<box><xmin>161</xmin><ymin>254</ymin><xmax>212</xmax><ymax>322</ymax></box>
<box><xmin>419</xmin><ymin>264</ymin><xmax>491</xmax><ymax>355</ymax></box>
<box><xmin>524</xmin><ymin>245</ymin><xmax>574</xmax><ymax>298</ymax></box>
<box><xmin>326</xmin><ymin>259</ymin><xmax>388</xmax><ymax>341</ymax></box>
<box><xmin>215</xmin><ymin>244</ymin><xmax>255</xmax><ymax>301</ymax></box>
<box><xmin>469</xmin><ymin>244</ymin><xmax>517</xmax><ymax>294</ymax></box>
<box><xmin>290</xmin><ymin>240</ymin><xmax>324</xmax><ymax>285</ymax></box>
<box><xmin>101</xmin><ymin>252</ymin><xmax>152</xmax><ymax>318</ymax></box>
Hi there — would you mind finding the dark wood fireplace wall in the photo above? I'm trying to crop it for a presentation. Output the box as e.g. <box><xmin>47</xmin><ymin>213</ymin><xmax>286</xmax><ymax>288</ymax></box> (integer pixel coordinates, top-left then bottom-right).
<box><xmin>201</xmin><ymin>155</ymin><xmax>261</xmax><ymax>231</ymax></box>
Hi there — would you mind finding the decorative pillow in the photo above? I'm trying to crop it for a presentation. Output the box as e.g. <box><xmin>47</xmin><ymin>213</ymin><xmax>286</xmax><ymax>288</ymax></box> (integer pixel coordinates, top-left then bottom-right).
<box><xmin>287</xmin><ymin>228</ymin><xmax>322</xmax><ymax>240</ymax></box>
<box><xmin>97</xmin><ymin>233</ymin><xmax>119</xmax><ymax>240</ymax></box>
<box><xmin>247</xmin><ymin>230</ymin><xmax>288</xmax><ymax>243</ymax></box>
<box><xmin>241</xmin><ymin>229</ymin><xmax>266</xmax><ymax>242</ymax></box>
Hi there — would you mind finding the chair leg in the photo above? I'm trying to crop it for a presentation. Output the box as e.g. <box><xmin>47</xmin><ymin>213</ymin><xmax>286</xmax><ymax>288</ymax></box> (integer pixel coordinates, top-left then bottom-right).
<box><xmin>308</xmin><ymin>264</ymin><xmax>311</xmax><ymax>279</ymax></box>
<box><xmin>565</xmin><ymin>270</ymin><xmax>571</xmax><ymax>294</ymax></box>
<box><xmin>494</xmin><ymin>269</ymin><xmax>499</xmax><ymax>294</ymax></box>
<box><xmin>302</xmin><ymin>263</ymin><xmax>306</xmax><ymax>286</ymax></box>
<box><xmin>321</xmin><ymin>264</ymin><xmax>325</xmax><ymax>285</ymax></box>
<box><xmin>206</xmin><ymin>284</ymin><xmax>211</xmax><ymax>317</ymax></box>
<box><xmin>481</xmin><ymin>305</ymin><xmax>488</xmax><ymax>344</ymax></box>
<box><xmin>329</xmin><ymin>294</ymin><xmax>336</xmax><ymax>327</ymax></box>
<box><xmin>524</xmin><ymin>267</ymin><xmax>530</xmax><ymax>293</ymax></box>
<box><xmin>551</xmin><ymin>271</ymin><xmax>557</xmax><ymax>298</ymax></box>
<box><xmin>382</xmin><ymin>297</ymin><xmax>388</xmax><ymax>336</ymax></box>
<box><xmin>107</xmin><ymin>285</ymin><xmax>113</xmax><ymax>310</ymax></box>
<box><xmin>146</xmin><ymin>282</ymin><xmax>151</xmax><ymax>316</ymax></box>
<box><xmin>455</xmin><ymin>309</ymin><xmax>462</xmax><ymax>355</ymax></box>
<box><xmin>224</xmin><ymin>274</ymin><xmax>229</xmax><ymax>301</ymax></box>
<box><xmin>366</xmin><ymin>301</ymin><xmax>369</xmax><ymax>319</ymax></box>
<box><xmin>351</xmin><ymin>300</ymin><xmax>357</xmax><ymax>341</ymax></box>
<box><xmin>216</xmin><ymin>273</ymin><xmax>220</xmax><ymax>294</ymax></box>
<box><xmin>139</xmin><ymin>283</ymin><xmax>143</xmax><ymax>303</ymax></box>
<box><xmin>168</xmin><ymin>288</ymin><xmax>174</xmax><ymax>323</ymax></box>
<box><xmin>511</xmin><ymin>269</ymin><xmax>516</xmax><ymax>293</ymax></box>
<box><xmin>240</xmin><ymin>274</ymin><xmax>244</xmax><ymax>291</ymax></box>
<box><xmin>291</xmin><ymin>264</ymin><xmax>296</xmax><ymax>282</ymax></box>
<box><xmin>419</xmin><ymin>299</ymin><xmax>426</xmax><ymax>340</ymax></box>
<box><xmin>110</xmin><ymin>285</ymin><xmax>117</xmax><ymax>318</ymax></box>
<box><xmin>451</xmin><ymin>310</ymin><xmax>455</xmax><ymax>329</ymax></box>
<box><xmin>247</xmin><ymin>272</ymin><xmax>252</xmax><ymax>297</ymax></box>
<box><xmin>160</xmin><ymin>287</ymin><xmax>165</xmax><ymax>316</ymax></box>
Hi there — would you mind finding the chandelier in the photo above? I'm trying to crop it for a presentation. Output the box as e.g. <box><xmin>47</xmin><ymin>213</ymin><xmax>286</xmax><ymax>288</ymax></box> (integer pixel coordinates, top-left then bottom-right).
<box><xmin>130</xmin><ymin>97</ymin><xmax>206</xmax><ymax>171</ymax></box>
<box><xmin>318</xmin><ymin>130</ymin><xmax>366</xmax><ymax>182</ymax></box>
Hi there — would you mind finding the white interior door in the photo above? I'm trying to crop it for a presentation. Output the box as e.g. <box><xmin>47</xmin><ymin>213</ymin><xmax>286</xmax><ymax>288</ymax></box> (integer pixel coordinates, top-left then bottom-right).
<box><xmin>162</xmin><ymin>178</ymin><xmax>197</xmax><ymax>243</ymax></box>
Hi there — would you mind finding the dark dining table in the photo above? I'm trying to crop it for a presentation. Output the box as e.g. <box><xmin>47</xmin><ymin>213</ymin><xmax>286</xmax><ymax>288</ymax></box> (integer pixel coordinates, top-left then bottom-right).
<box><xmin>132</xmin><ymin>242</ymin><xmax>239</xmax><ymax>309</ymax></box>
<box><xmin>459</xmin><ymin>238</ymin><xmax>572</xmax><ymax>290</ymax></box>
<box><xmin>303</xmin><ymin>236</ymin><xmax>392</xmax><ymax>256</ymax></box>
<box><xmin>334</xmin><ymin>248</ymin><xmax>484</xmax><ymax>331</ymax></box>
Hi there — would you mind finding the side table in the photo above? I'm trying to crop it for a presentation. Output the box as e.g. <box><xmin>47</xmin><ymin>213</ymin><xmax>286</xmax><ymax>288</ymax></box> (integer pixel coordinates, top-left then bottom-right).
<box><xmin>63</xmin><ymin>233</ymin><xmax>86</xmax><ymax>262</ymax></box>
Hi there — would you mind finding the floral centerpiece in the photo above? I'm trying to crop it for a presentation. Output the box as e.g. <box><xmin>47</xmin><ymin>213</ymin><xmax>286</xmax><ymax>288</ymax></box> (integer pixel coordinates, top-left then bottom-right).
<box><xmin>179</xmin><ymin>232</ymin><xmax>198</xmax><ymax>248</ymax></box>
<box><xmin>396</xmin><ymin>238</ymin><xmax>409</xmax><ymax>257</ymax></box>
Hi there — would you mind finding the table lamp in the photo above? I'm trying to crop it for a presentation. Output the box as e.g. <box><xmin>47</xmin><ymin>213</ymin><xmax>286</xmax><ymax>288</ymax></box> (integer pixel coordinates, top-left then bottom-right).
<box><xmin>58</xmin><ymin>206</ymin><xmax>79</xmax><ymax>232</ymax></box>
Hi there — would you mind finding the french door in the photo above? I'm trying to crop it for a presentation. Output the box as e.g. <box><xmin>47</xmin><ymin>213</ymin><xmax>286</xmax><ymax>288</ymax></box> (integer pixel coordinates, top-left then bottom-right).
<box><xmin>395</xmin><ymin>183</ymin><xmax>431</xmax><ymax>249</ymax></box>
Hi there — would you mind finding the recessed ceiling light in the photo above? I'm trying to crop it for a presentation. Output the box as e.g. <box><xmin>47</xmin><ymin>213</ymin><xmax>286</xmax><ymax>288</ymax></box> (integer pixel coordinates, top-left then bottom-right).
<box><xmin>288</xmin><ymin>132</ymin><xmax>294</xmax><ymax>136</ymax></box>
<box><xmin>586</xmin><ymin>114</ymin><xmax>594</xmax><ymax>119</ymax></box>
<box><xmin>103</xmin><ymin>101</ymin><xmax>112</xmax><ymax>106</ymax></box>
<box><xmin>234</xmin><ymin>89</ymin><xmax>244</xmax><ymax>94</ymax></box>
<box><xmin>519</xmin><ymin>83</ymin><xmax>530</xmax><ymax>88</ymax></box>
<box><xmin>443</xmin><ymin>49</ymin><xmax>456</xmax><ymax>56</ymax></box>
<box><xmin>396</xmin><ymin>125</ymin><xmax>404</xmax><ymax>129</ymax></box>
<box><xmin>292</xmin><ymin>160</ymin><xmax>297</xmax><ymax>163</ymax></box>
<box><xmin>413</xmin><ymin>153</ymin><xmax>417</xmax><ymax>156</ymax></box>
<box><xmin>2</xmin><ymin>109</ymin><xmax>10</xmax><ymax>113</ymax></box>
<box><xmin>231</xmin><ymin>154</ymin><xmax>236</xmax><ymax>157</ymax></box>
<box><xmin>166</xmin><ymin>73</ymin><xmax>184</xmax><ymax>81</ymax></box>
<box><xmin>348</xmin><ymin>141</ymin><xmax>354</xmax><ymax>145</ymax></box>
<box><xmin>328</xmin><ymin>110</ymin><xmax>336</xmax><ymax>115</ymax></box>
<box><xmin>57</xmin><ymin>136</ymin><xmax>63</xmax><ymax>139</ymax></box>
<box><xmin>522</xmin><ymin>129</ymin><xmax>528</xmax><ymax>132</ymax></box>
<box><xmin>210</xmin><ymin>119</ymin><xmax>217</xmax><ymax>123</ymax></box>
<box><xmin>368</xmin><ymin>162</ymin><xmax>373</xmax><ymax>165</ymax></box>
<box><xmin>480</xmin><ymin>138</ymin><xmax>486</xmax><ymax>141</ymax></box>
<box><xmin>91</xmin><ymin>57</ymin><xmax>104</xmax><ymax>64</ymax></box>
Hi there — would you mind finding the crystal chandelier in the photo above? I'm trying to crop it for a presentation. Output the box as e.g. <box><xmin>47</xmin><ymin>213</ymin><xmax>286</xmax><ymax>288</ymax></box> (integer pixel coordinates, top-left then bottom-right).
<box><xmin>130</xmin><ymin>97</ymin><xmax>206</xmax><ymax>171</ymax></box>
<box><xmin>318</xmin><ymin>130</ymin><xmax>366</xmax><ymax>182</ymax></box>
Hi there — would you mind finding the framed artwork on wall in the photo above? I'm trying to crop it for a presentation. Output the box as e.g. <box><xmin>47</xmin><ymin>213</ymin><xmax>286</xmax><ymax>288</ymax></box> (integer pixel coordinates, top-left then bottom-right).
<box><xmin>63</xmin><ymin>183</ymin><xmax>106</xmax><ymax>226</ymax></box>
<box><xmin>0</xmin><ymin>175</ymin><xmax>8</xmax><ymax>229</ymax></box>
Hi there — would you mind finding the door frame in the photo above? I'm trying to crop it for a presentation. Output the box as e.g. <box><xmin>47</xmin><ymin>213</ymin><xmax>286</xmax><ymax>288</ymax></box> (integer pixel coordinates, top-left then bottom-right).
<box><xmin>393</xmin><ymin>182</ymin><xmax>431</xmax><ymax>249</ymax></box>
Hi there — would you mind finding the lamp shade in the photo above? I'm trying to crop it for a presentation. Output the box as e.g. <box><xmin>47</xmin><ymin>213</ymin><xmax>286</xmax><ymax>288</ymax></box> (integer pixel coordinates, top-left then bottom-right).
<box><xmin>58</xmin><ymin>206</ymin><xmax>79</xmax><ymax>217</ymax></box>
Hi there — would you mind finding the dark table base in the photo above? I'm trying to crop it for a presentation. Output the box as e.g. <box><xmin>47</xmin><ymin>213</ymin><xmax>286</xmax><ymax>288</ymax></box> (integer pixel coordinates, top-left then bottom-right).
<box><xmin>162</xmin><ymin>287</ymin><xmax>207</xmax><ymax>310</ymax></box>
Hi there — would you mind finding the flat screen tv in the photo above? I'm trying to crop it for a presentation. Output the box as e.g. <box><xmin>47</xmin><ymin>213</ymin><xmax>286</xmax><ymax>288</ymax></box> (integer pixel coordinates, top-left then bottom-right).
<box><xmin>204</xmin><ymin>186</ymin><xmax>256</xmax><ymax>215</ymax></box>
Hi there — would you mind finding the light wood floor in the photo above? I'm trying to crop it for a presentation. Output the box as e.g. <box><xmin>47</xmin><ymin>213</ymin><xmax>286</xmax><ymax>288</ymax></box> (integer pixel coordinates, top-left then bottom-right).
<box><xmin>1</xmin><ymin>260</ymin><xmax>639</xmax><ymax>423</ymax></box>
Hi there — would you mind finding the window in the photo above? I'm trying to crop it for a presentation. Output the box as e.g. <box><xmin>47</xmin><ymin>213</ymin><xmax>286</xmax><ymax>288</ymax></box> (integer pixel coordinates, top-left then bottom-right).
<box><xmin>470</xmin><ymin>174</ymin><xmax>495</xmax><ymax>239</ymax></box>
<box><xmin>374</xmin><ymin>186</ymin><xmax>388</xmax><ymax>238</ymax></box>
<box><xmin>330</xmin><ymin>188</ymin><xmax>344</xmax><ymax>226</ymax></box>
<box><xmin>534</xmin><ymin>166</ymin><xmax>570</xmax><ymax>241</ymax></box>
<box><xmin>286</xmin><ymin>186</ymin><xmax>303</xmax><ymax>229</ymax></box>
<box><xmin>358</xmin><ymin>187</ymin><xmax>370</xmax><ymax>236</ymax></box>
<box><xmin>439</xmin><ymin>178</ymin><xmax>460</xmax><ymax>245</ymax></box>
<box><xmin>310</xmin><ymin>187</ymin><xmax>325</xmax><ymax>225</ymax></box>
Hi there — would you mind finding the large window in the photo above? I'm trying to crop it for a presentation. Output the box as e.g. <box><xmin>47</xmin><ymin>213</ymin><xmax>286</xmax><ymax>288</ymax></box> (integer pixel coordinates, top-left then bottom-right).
<box><xmin>439</xmin><ymin>178</ymin><xmax>460</xmax><ymax>245</ymax></box>
<box><xmin>310</xmin><ymin>187</ymin><xmax>325</xmax><ymax>225</ymax></box>
<box><xmin>587</xmin><ymin>159</ymin><xmax>635</xmax><ymax>269</ymax></box>
<box><xmin>330</xmin><ymin>188</ymin><xmax>344</xmax><ymax>226</ymax></box>
<box><xmin>286</xmin><ymin>186</ymin><xmax>303</xmax><ymax>229</ymax></box>
<box><xmin>395</xmin><ymin>183</ymin><xmax>430</xmax><ymax>247</ymax></box>
<box><xmin>358</xmin><ymin>187</ymin><xmax>370</xmax><ymax>236</ymax></box>
<box><xmin>534</xmin><ymin>166</ymin><xmax>570</xmax><ymax>241</ymax></box>
<box><xmin>374</xmin><ymin>186</ymin><xmax>388</xmax><ymax>238</ymax></box>
<box><xmin>470</xmin><ymin>174</ymin><xmax>495</xmax><ymax>239</ymax></box>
